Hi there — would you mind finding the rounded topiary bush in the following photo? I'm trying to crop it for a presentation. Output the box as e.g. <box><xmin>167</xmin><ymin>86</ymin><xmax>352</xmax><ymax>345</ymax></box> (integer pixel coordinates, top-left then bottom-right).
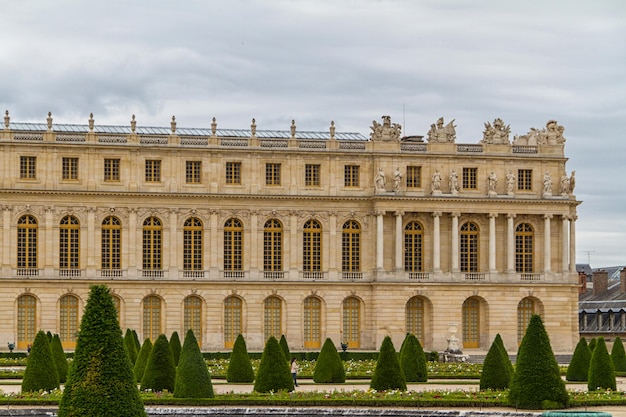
<box><xmin>566</xmin><ymin>337</ymin><xmax>591</xmax><ymax>382</ymax></box>
<box><xmin>399</xmin><ymin>333</ymin><xmax>428</xmax><ymax>383</ymax></box>
<box><xmin>174</xmin><ymin>329</ymin><xmax>214</xmax><ymax>398</ymax></box>
<box><xmin>169</xmin><ymin>331</ymin><xmax>182</xmax><ymax>367</ymax></box>
<box><xmin>588</xmin><ymin>336</ymin><xmax>616</xmax><ymax>391</ymax></box>
<box><xmin>226</xmin><ymin>334</ymin><xmax>255</xmax><ymax>383</ymax></box>
<box><xmin>370</xmin><ymin>336</ymin><xmax>406</xmax><ymax>391</ymax></box>
<box><xmin>50</xmin><ymin>334</ymin><xmax>69</xmax><ymax>383</ymax></box>
<box><xmin>133</xmin><ymin>338</ymin><xmax>153</xmax><ymax>382</ymax></box>
<box><xmin>140</xmin><ymin>334</ymin><xmax>176</xmax><ymax>392</ymax></box>
<box><xmin>254</xmin><ymin>336</ymin><xmax>293</xmax><ymax>393</ymax></box>
<box><xmin>480</xmin><ymin>334</ymin><xmax>510</xmax><ymax>390</ymax></box>
<box><xmin>22</xmin><ymin>330</ymin><xmax>60</xmax><ymax>393</ymax></box>
<box><xmin>313</xmin><ymin>338</ymin><xmax>346</xmax><ymax>383</ymax></box>
<box><xmin>611</xmin><ymin>336</ymin><xmax>626</xmax><ymax>372</ymax></box>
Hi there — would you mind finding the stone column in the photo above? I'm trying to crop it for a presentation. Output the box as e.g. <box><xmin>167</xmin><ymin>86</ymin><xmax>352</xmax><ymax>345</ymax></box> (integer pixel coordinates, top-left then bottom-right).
<box><xmin>570</xmin><ymin>215</ymin><xmax>577</xmax><ymax>272</ymax></box>
<box><xmin>209</xmin><ymin>210</ymin><xmax>219</xmax><ymax>275</ymax></box>
<box><xmin>168</xmin><ymin>209</ymin><xmax>178</xmax><ymax>275</ymax></box>
<box><xmin>489</xmin><ymin>213</ymin><xmax>498</xmax><ymax>272</ymax></box>
<box><xmin>376</xmin><ymin>211</ymin><xmax>385</xmax><ymax>271</ymax></box>
<box><xmin>87</xmin><ymin>207</ymin><xmax>96</xmax><ymax>276</ymax></box>
<box><xmin>451</xmin><ymin>212</ymin><xmax>460</xmax><ymax>272</ymax></box>
<box><xmin>562</xmin><ymin>215</ymin><xmax>569</xmax><ymax>273</ymax></box>
<box><xmin>290</xmin><ymin>212</ymin><xmax>298</xmax><ymax>277</ymax></box>
<box><xmin>395</xmin><ymin>211</ymin><xmax>404</xmax><ymax>271</ymax></box>
<box><xmin>329</xmin><ymin>211</ymin><xmax>337</xmax><ymax>276</ymax></box>
<box><xmin>128</xmin><ymin>208</ymin><xmax>137</xmax><ymax>276</ymax></box>
<box><xmin>250</xmin><ymin>211</ymin><xmax>259</xmax><ymax>276</ymax></box>
<box><xmin>45</xmin><ymin>207</ymin><xmax>54</xmax><ymax>272</ymax></box>
<box><xmin>507</xmin><ymin>213</ymin><xmax>516</xmax><ymax>273</ymax></box>
<box><xmin>432</xmin><ymin>211</ymin><xmax>441</xmax><ymax>272</ymax></box>
<box><xmin>2</xmin><ymin>206</ymin><xmax>11</xmax><ymax>270</ymax></box>
<box><xmin>544</xmin><ymin>214</ymin><xmax>552</xmax><ymax>273</ymax></box>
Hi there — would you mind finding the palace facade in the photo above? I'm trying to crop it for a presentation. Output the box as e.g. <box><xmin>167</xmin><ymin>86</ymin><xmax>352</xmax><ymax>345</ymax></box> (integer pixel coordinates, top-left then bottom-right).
<box><xmin>0</xmin><ymin>112</ymin><xmax>580</xmax><ymax>353</ymax></box>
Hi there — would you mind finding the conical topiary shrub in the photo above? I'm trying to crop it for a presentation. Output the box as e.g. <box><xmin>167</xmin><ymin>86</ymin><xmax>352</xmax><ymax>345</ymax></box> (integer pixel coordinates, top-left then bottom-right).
<box><xmin>313</xmin><ymin>338</ymin><xmax>346</xmax><ymax>383</ymax></box>
<box><xmin>132</xmin><ymin>330</ymin><xmax>141</xmax><ymax>354</ymax></box>
<box><xmin>493</xmin><ymin>333</ymin><xmax>514</xmax><ymax>379</ymax></box>
<box><xmin>50</xmin><ymin>334</ymin><xmax>69</xmax><ymax>383</ymax></box>
<box><xmin>588</xmin><ymin>338</ymin><xmax>597</xmax><ymax>352</ymax></box>
<box><xmin>399</xmin><ymin>333</ymin><xmax>428</xmax><ymax>383</ymax></box>
<box><xmin>22</xmin><ymin>330</ymin><xmax>60</xmax><ymax>393</ymax></box>
<box><xmin>611</xmin><ymin>336</ymin><xmax>626</xmax><ymax>372</ymax></box>
<box><xmin>141</xmin><ymin>334</ymin><xmax>176</xmax><ymax>392</ymax></box>
<box><xmin>566</xmin><ymin>337</ymin><xmax>591</xmax><ymax>382</ymax></box>
<box><xmin>508</xmin><ymin>314</ymin><xmax>569</xmax><ymax>409</ymax></box>
<box><xmin>279</xmin><ymin>335</ymin><xmax>291</xmax><ymax>362</ymax></box>
<box><xmin>169</xmin><ymin>331</ymin><xmax>182</xmax><ymax>367</ymax></box>
<box><xmin>253</xmin><ymin>336</ymin><xmax>293</xmax><ymax>392</ymax></box>
<box><xmin>480</xmin><ymin>334</ymin><xmax>511</xmax><ymax>390</ymax></box>
<box><xmin>174</xmin><ymin>329</ymin><xmax>214</xmax><ymax>398</ymax></box>
<box><xmin>124</xmin><ymin>329</ymin><xmax>138</xmax><ymax>365</ymax></box>
<box><xmin>370</xmin><ymin>336</ymin><xmax>406</xmax><ymax>391</ymax></box>
<box><xmin>588</xmin><ymin>336</ymin><xmax>616</xmax><ymax>391</ymax></box>
<box><xmin>133</xmin><ymin>338</ymin><xmax>153</xmax><ymax>382</ymax></box>
<box><xmin>226</xmin><ymin>334</ymin><xmax>255</xmax><ymax>383</ymax></box>
<box><xmin>58</xmin><ymin>285</ymin><xmax>146</xmax><ymax>417</ymax></box>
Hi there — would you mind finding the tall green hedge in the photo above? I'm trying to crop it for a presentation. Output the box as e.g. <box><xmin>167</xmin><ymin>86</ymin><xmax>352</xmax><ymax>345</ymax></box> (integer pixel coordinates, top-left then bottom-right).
<box><xmin>566</xmin><ymin>337</ymin><xmax>591</xmax><ymax>381</ymax></box>
<box><xmin>140</xmin><ymin>334</ymin><xmax>176</xmax><ymax>392</ymax></box>
<box><xmin>226</xmin><ymin>334</ymin><xmax>255</xmax><ymax>383</ymax></box>
<box><xmin>253</xmin><ymin>336</ymin><xmax>293</xmax><ymax>393</ymax></box>
<box><xmin>588</xmin><ymin>338</ymin><xmax>597</xmax><ymax>352</ymax></box>
<box><xmin>480</xmin><ymin>334</ymin><xmax>510</xmax><ymax>390</ymax></box>
<box><xmin>133</xmin><ymin>338</ymin><xmax>153</xmax><ymax>382</ymax></box>
<box><xmin>22</xmin><ymin>330</ymin><xmax>60</xmax><ymax>393</ymax></box>
<box><xmin>370</xmin><ymin>336</ymin><xmax>406</xmax><ymax>391</ymax></box>
<box><xmin>611</xmin><ymin>337</ymin><xmax>626</xmax><ymax>372</ymax></box>
<box><xmin>279</xmin><ymin>335</ymin><xmax>291</xmax><ymax>362</ymax></box>
<box><xmin>399</xmin><ymin>333</ymin><xmax>428</xmax><ymax>383</ymax></box>
<box><xmin>588</xmin><ymin>336</ymin><xmax>616</xmax><ymax>391</ymax></box>
<box><xmin>173</xmin><ymin>330</ymin><xmax>214</xmax><ymax>398</ymax></box>
<box><xmin>313</xmin><ymin>338</ymin><xmax>346</xmax><ymax>383</ymax></box>
<box><xmin>124</xmin><ymin>329</ymin><xmax>138</xmax><ymax>365</ymax></box>
<box><xmin>132</xmin><ymin>329</ymin><xmax>141</xmax><ymax>354</ymax></box>
<box><xmin>50</xmin><ymin>334</ymin><xmax>69</xmax><ymax>383</ymax></box>
<box><xmin>169</xmin><ymin>331</ymin><xmax>182</xmax><ymax>367</ymax></box>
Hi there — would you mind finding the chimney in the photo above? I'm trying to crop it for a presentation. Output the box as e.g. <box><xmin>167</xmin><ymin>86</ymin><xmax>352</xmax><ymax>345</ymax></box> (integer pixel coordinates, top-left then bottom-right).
<box><xmin>620</xmin><ymin>268</ymin><xmax>626</xmax><ymax>293</ymax></box>
<box><xmin>593</xmin><ymin>270</ymin><xmax>608</xmax><ymax>296</ymax></box>
<box><xmin>578</xmin><ymin>271</ymin><xmax>587</xmax><ymax>294</ymax></box>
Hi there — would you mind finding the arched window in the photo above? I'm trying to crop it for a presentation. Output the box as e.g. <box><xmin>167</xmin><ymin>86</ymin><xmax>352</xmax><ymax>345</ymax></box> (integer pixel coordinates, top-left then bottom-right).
<box><xmin>303</xmin><ymin>296</ymin><xmax>321</xmax><ymax>348</ymax></box>
<box><xmin>101</xmin><ymin>216</ymin><xmax>121</xmax><ymax>271</ymax></box>
<box><xmin>264</xmin><ymin>296</ymin><xmax>282</xmax><ymax>342</ymax></box>
<box><xmin>60</xmin><ymin>216</ymin><xmax>80</xmax><ymax>270</ymax></box>
<box><xmin>460</xmin><ymin>222</ymin><xmax>479</xmax><ymax>272</ymax></box>
<box><xmin>404</xmin><ymin>221</ymin><xmax>424</xmax><ymax>272</ymax></box>
<box><xmin>342</xmin><ymin>220</ymin><xmax>360</xmax><ymax>272</ymax></box>
<box><xmin>303</xmin><ymin>220</ymin><xmax>322</xmax><ymax>272</ymax></box>
<box><xmin>517</xmin><ymin>297</ymin><xmax>536</xmax><ymax>345</ymax></box>
<box><xmin>343</xmin><ymin>297</ymin><xmax>361</xmax><ymax>348</ymax></box>
<box><xmin>462</xmin><ymin>297</ymin><xmax>480</xmax><ymax>348</ymax></box>
<box><xmin>224</xmin><ymin>218</ymin><xmax>243</xmax><ymax>271</ymax></box>
<box><xmin>515</xmin><ymin>223</ymin><xmax>534</xmax><ymax>273</ymax></box>
<box><xmin>263</xmin><ymin>219</ymin><xmax>282</xmax><ymax>272</ymax></box>
<box><xmin>17</xmin><ymin>294</ymin><xmax>36</xmax><ymax>348</ymax></box>
<box><xmin>183</xmin><ymin>217</ymin><xmax>203</xmax><ymax>271</ymax></box>
<box><xmin>60</xmin><ymin>294</ymin><xmax>79</xmax><ymax>348</ymax></box>
<box><xmin>143</xmin><ymin>295</ymin><xmax>162</xmax><ymax>342</ymax></box>
<box><xmin>406</xmin><ymin>296</ymin><xmax>425</xmax><ymax>343</ymax></box>
<box><xmin>17</xmin><ymin>215</ymin><xmax>38</xmax><ymax>271</ymax></box>
<box><xmin>224</xmin><ymin>296</ymin><xmax>242</xmax><ymax>348</ymax></box>
<box><xmin>143</xmin><ymin>217</ymin><xmax>162</xmax><ymax>271</ymax></box>
<box><xmin>184</xmin><ymin>295</ymin><xmax>203</xmax><ymax>344</ymax></box>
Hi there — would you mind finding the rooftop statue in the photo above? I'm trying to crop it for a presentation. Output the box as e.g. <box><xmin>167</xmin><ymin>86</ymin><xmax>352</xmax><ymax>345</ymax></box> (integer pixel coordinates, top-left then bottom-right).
<box><xmin>513</xmin><ymin>120</ymin><xmax>567</xmax><ymax>146</ymax></box>
<box><xmin>370</xmin><ymin>115</ymin><xmax>402</xmax><ymax>141</ymax></box>
<box><xmin>481</xmin><ymin>118</ymin><xmax>510</xmax><ymax>144</ymax></box>
<box><xmin>427</xmin><ymin>117</ymin><xmax>456</xmax><ymax>143</ymax></box>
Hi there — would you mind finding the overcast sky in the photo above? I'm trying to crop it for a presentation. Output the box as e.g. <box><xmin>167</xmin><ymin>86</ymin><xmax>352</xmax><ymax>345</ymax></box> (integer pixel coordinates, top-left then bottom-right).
<box><xmin>1</xmin><ymin>0</ymin><xmax>625</xmax><ymax>267</ymax></box>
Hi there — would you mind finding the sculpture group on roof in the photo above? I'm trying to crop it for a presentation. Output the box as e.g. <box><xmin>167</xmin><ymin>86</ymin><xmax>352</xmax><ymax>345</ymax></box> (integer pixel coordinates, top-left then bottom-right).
<box><xmin>513</xmin><ymin>120</ymin><xmax>566</xmax><ymax>146</ymax></box>
<box><xmin>481</xmin><ymin>118</ymin><xmax>511</xmax><ymax>144</ymax></box>
<box><xmin>427</xmin><ymin>117</ymin><xmax>457</xmax><ymax>143</ymax></box>
<box><xmin>370</xmin><ymin>115</ymin><xmax>402</xmax><ymax>141</ymax></box>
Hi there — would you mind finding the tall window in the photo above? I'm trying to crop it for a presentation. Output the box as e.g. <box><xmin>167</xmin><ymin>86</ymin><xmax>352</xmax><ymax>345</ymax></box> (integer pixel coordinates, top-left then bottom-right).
<box><xmin>60</xmin><ymin>216</ymin><xmax>80</xmax><ymax>270</ymax></box>
<box><xmin>20</xmin><ymin>156</ymin><xmax>36</xmax><ymax>179</ymax></box>
<box><xmin>462</xmin><ymin>297</ymin><xmax>480</xmax><ymax>348</ymax></box>
<box><xmin>517</xmin><ymin>169</ymin><xmax>532</xmax><ymax>191</ymax></box>
<box><xmin>226</xmin><ymin>162</ymin><xmax>241</xmax><ymax>184</ymax></box>
<box><xmin>265</xmin><ymin>163</ymin><xmax>281</xmax><ymax>185</ymax></box>
<box><xmin>17</xmin><ymin>294</ymin><xmax>36</xmax><ymax>348</ymax></box>
<box><xmin>404</xmin><ymin>221</ymin><xmax>423</xmax><ymax>272</ymax></box>
<box><xmin>17</xmin><ymin>215</ymin><xmax>38</xmax><ymax>270</ymax></box>
<box><xmin>344</xmin><ymin>165</ymin><xmax>360</xmax><ymax>187</ymax></box>
<box><xmin>460</xmin><ymin>222</ymin><xmax>479</xmax><ymax>272</ymax></box>
<box><xmin>143</xmin><ymin>217</ymin><xmax>162</xmax><ymax>270</ymax></box>
<box><xmin>517</xmin><ymin>298</ymin><xmax>536</xmax><ymax>345</ymax></box>
<box><xmin>303</xmin><ymin>220</ymin><xmax>322</xmax><ymax>272</ymax></box>
<box><xmin>104</xmin><ymin>158</ymin><xmax>120</xmax><ymax>181</ymax></box>
<box><xmin>303</xmin><ymin>296</ymin><xmax>321</xmax><ymax>348</ymax></box>
<box><xmin>186</xmin><ymin>161</ymin><xmax>202</xmax><ymax>184</ymax></box>
<box><xmin>101</xmin><ymin>216</ymin><xmax>121</xmax><ymax>270</ymax></box>
<box><xmin>264</xmin><ymin>296</ymin><xmax>282</xmax><ymax>342</ymax></box>
<box><xmin>342</xmin><ymin>220</ymin><xmax>360</xmax><ymax>272</ymax></box>
<box><xmin>183</xmin><ymin>217</ymin><xmax>203</xmax><ymax>271</ymax></box>
<box><xmin>462</xmin><ymin>167</ymin><xmax>478</xmax><ymax>190</ymax></box>
<box><xmin>406</xmin><ymin>296</ymin><xmax>425</xmax><ymax>343</ymax></box>
<box><xmin>342</xmin><ymin>297</ymin><xmax>361</xmax><ymax>348</ymax></box>
<box><xmin>224</xmin><ymin>218</ymin><xmax>243</xmax><ymax>271</ymax></box>
<box><xmin>62</xmin><ymin>157</ymin><xmax>79</xmax><ymax>180</ymax></box>
<box><xmin>515</xmin><ymin>223</ymin><xmax>534</xmax><ymax>273</ymax></box>
<box><xmin>145</xmin><ymin>160</ymin><xmax>161</xmax><ymax>182</ymax></box>
<box><xmin>305</xmin><ymin>164</ymin><xmax>320</xmax><ymax>186</ymax></box>
<box><xmin>184</xmin><ymin>295</ymin><xmax>203</xmax><ymax>344</ymax></box>
<box><xmin>263</xmin><ymin>219</ymin><xmax>282</xmax><ymax>272</ymax></box>
<box><xmin>59</xmin><ymin>294</ymin><xmax>79</xmax><ymax>348</ymax></box>
<box><xmin>406</xmin><ymin>166</ymin><xmax>422</xmax><ymax>188</ymax></box>
<box><xmin>224</xmin><ymin>296</ymin><xmax>242</xmax><ymax>348</ymax></box>
<box><xmin>143</xmin><ymin>295</ymin><xmax>161</xmax><ymax>342</ymax></box>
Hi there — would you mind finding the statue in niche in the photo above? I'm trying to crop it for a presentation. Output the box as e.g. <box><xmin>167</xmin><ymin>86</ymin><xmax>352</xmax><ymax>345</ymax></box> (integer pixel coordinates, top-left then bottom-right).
<box><xmin>427</xmin><ymin>117</ymin><xmax>456</xmax><ymax>143</ymax></box>
<box><xmin>393</xmin><ymin>167</ymin><xmax>402</xmax><ymax>192</ymax></box>
<box><xmin>431</xmin><ymin>170</ymin><xmax>442</xmax><ymax>194</ymax></box>
<box><xmin>481</xmin><ymin>118</ymin><xmax>511</xmax><ymax>144</ymax></box>
<box><xmin>487</xmin><ymin>171</ymin><xmax>497</xmax><ymax>196</ymax></box>
<box><xmin>560</xmin><ymin>173</ymin><xmax>571</xmax><ymax>195</ymax></box>
<box><xmin>543</xmin><ymin>172</ymin><xmax>553</xmax><ymax>195</ymax></box>
<box><xmin>513</xmin><ymin>120</ymin><xmax>566</xmax><ymax>146</ymax></box>
<box><xmin>374</xmin><ymin>167</ymin><xmax>386</xmax><ymax>191</ymax></box>
<box><xmin>370</xmin><ymin>115</ymin><xmax>402</xmax><ymax>141</ymax></box>
<box><xmin>449</xmin><ymin>170</ymin><xmax>459</xmax><ymax>195</ymax></box>
<box><xmin>569</xmin><ymin>171</ymin><xmax>576</xmax><ymax>194</ymax></box>
<box><xmin>506</xmin><ymin>171</ymin><xmax>516</xmax><ymax>195</ymax></box>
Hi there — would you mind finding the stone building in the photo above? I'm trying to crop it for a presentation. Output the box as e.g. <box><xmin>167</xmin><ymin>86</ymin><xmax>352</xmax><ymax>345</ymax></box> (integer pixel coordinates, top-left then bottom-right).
<box><xmin>0</xmin><ymin>111</ymin><xmax>580</xmax><ymax>353</ymax></box>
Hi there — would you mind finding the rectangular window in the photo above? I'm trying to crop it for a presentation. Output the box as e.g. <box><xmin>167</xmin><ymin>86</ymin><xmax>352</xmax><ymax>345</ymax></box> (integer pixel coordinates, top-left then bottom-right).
<box><xmin>145</xmin><ymin>160</ymin><xmax>161</xmax><ymax>182</ymax></box>
<box><xmin>104</xmin><ymin>159</ymin><xmax>120</xmax><ymax>182</ymax></box>
<box><xmin>406</xmin><ymin>166</ymin><xmax>422</xmax><ymax>188</ymax></box>
<box><xmin>186</xmin><ymin>161</ymin><xmax>202</xmax><ymax>184</ymax></box>
<box><xmin>266</xmin><ymin>163</ymin><xmax>281</xmax><ymax>186</ymax></box>
<box><xmin>305</xmin><ymin>164</ymin><xmax>320</xmax><ymax>186</ymax></box>
<box><xmin>518</xmin><ymin>169</ymin><xmax>532</xmax><ymax>191</ymax></box>
<box><xmin>462</xmin><ymin>167</ymin><xmax>478</xmax><ymax>190</ymax></box>
<box><xmin>62</xmin><ymin>157</ymin><xmax>79</xmax><ymax>180</ymax></box>
<box><xmin>20</xmin><ymin>156</ymin><xmax>36</xmax><ymax>179</ymax></box>
<box><xmin>344</xmin><ymin>165</ymin><xmax>360</xmax><ymax>187</ymax></box>
<box><xmin>225</xmin><ymin>162</ymin><xmax>241</xmax><ymax>184</ymax></box>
